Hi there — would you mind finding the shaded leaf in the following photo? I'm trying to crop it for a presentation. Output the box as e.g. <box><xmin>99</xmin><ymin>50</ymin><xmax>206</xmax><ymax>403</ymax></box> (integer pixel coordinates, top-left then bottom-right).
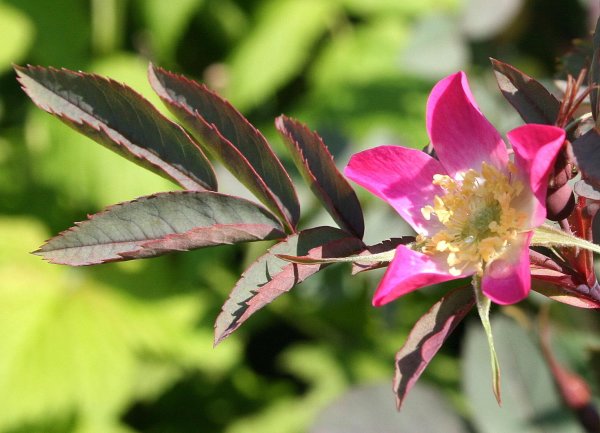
<box><xmin>394</xmin><ymin>286</ymin><xmax>474</xmax><ymax>409</ymax></box>
<box><xmin>15</xmin><ymin>65</ymin><xmax>217</xmax><ymax>191</ymax></box>
<box><xmin>463</xmin><ymin>316</ymin><xmax>581</xmax><ymax>433</ymax></box>
<box><xmin>571</xmin><ymin>127</ymin><xmax>600</xmax><ymax>186</ymax></box>
<box><xmin>401</xmin><ymin>13</ymin><xmax>468</xmax><ymax>79</ymax></box>
<box><xmin>149</xmin><ymin>64</ymin><xmax>300</xmax><ymax>231</ymax></box>
<box><xmin>276</xmin><ymin>115</ymin><xmax>364</xmax><ymax>238</ymax></box>
<box><xmin>491</xmin><ymin>58</ymin><xmax>561</xmax><ymax>124</ymax></box>
<box><xmin>460</xmin><ymin>0</ymin><xmax>523</xmax><ymax>40</ymax></box>
<box><xmin>310</xmin><ymin>382</ymin><xmax>467</xmax><ymax>433</ymax></box>
<box><xmin>36</xmin><ymin>191</ymin><xmax>285</xmax><ymax>266</ymax></box>
<box><xmin>214</xmin><ymin>226</ymin><xmax>364</xmax><ymax>344</ymax></box>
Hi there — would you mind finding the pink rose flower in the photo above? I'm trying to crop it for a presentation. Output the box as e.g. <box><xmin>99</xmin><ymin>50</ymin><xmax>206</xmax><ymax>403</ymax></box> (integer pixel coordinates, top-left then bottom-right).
<box><xmin>345</xmin><ymin>72</ymin><xmax>565</xmax><ymax>306</ymax></box>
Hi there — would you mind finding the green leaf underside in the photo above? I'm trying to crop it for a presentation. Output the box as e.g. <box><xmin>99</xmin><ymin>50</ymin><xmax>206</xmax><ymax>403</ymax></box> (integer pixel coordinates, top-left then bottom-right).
<box><xmin>15</xmin><ymin>65</ymin><xmax>217</xmax><ymax>191</ymax></box>
<box><xmin>214</xmin><ymin>226</ymin><xmax>365</xmax><ymax>344</ymax></box>
<box><xmin>35</xmin><ymin>191</ymin><xmax>285</xmax><ymax>266</ymax></box>
<box><xmin>532</xmin><ymin>224</ymin><xmax>600</xmax><ymax>254</ymax></box>
<box><xmin>351</xmin><ymin>238</ymin><xmax>413</xmax><ymax>275</ymax></box>
<box><xmin>148</xmin><ymin>64</ymin><xmax>300</xmax><ymax>231</ymax></box>
<box><xmin>275</xmin><ymin>115</ymin><xmax>364</xmax><ymax>238</ymax></box>
<box><xmin>491</xmin><ymin>59</ymin><xmax>560</xmax><ymax>125</ymax></box>
<box><xmin>394</xmin><ymin>286</ymin><xmax>474</xmax><ymax>409</ymax></box>
<box><xmin>276</xmin><ymin>249</ymin><xmax>395</xmax><ymax>265</ymax></box>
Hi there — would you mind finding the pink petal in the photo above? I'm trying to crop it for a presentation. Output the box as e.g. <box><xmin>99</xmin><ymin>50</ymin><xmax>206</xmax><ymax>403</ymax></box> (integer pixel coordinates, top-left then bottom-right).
<box><xmin>507</xmin><ymin>124</ymin><xmax>566</xmax><ymax>227</ymax></box>
<box><xmin>373</xmin><ymin>245</ymin><xmax>463</xmax><ymax>306</ymax></box>
<box><xmin>482</xmin><ymin>232</ymin><xmax>533</xmax><ymax>305</ymax></box>
<box><xmin>426</xmin><ymin>72</ymin><xmax>508</xmax><ymax>176</ymax></box>
<box><xmin>345</xmin><ymin>145</ymin><xmax>445</xmax><ymax>235</ymax></box>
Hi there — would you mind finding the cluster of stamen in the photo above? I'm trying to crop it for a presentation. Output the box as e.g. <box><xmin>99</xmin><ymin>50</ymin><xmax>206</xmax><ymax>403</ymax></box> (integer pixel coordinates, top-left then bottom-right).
<box><xmin>417</xmin><ymin>162</ymin><xmax>527</xmax><ymax>276</ymax></box>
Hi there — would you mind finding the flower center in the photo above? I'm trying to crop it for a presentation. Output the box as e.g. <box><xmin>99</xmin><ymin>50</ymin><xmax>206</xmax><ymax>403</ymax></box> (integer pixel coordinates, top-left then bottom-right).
<box><xmin>417</xmin><ymin>162</ymin><xmax>527</xmax><ymax>276</ymax></box>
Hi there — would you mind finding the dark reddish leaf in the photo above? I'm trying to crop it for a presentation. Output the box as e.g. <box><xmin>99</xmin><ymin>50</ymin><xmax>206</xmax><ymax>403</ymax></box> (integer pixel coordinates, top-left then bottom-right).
<box><xmin>36</xmin><ymin>191</ymin><xmax>285</xmax><ymax>266</ymax></box>
<box><xmin>214</xmin><ymin>226</ymin><xmax>364</xmax><ymax>344</ymax></box>
<box><xmin>572</xmin><ymin>127</ymin><xmax>600</xmax><ymax>187</ymax></box>
<box><xmin>531</xmin><ymin>277</ymin><xmax>600</xmax><ymax>309</ymax></box>
<box><xmin>275</xmin><ymin>115</ymin><xmax>364</xmax><ymax>238</ymax></box>
<box><xmin>148</xmin><ymin>64</ymin><xmax>300</xmax><ymax>232</ymax></box>
<box><xmin>15</xmin><ymin>65</ymin><xmax>216</xmax><ymax>191</ymax></box>
<box><xmin>530</xmin><ymin>249</ymin><xmax>600</xmax><ymax>308</ymax></box>
<box><xmin>394</xmin><ymin>286</ymin><xmax>474</xmax><ymax>409</ymax></box>
<box><xmin>491</xmin><ymin>59</ymin><xmax>561</xmax><ymax>125</ymax></box>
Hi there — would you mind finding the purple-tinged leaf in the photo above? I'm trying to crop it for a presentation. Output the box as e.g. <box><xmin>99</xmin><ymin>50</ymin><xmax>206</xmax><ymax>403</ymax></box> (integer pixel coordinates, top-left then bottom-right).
<box><xmin>15</xmin><ymin>65</ymin><xmax>216</xmax><ymax>191</ymax></box>
<box><xmin>214</xmin><ymin>226</ymin><xmax>364</xmax><ymax>344</ymax></box>
<box><xmin>275</xmin><ymin>115</ymin><xmax>364</xmax><ymax>238</ymax></box>
<box><xmin>394</xmin><ymin>285</ymin><xmax>474</xmax><ymax>409</ymax></box>
<box><xmin>491</xmin><ymin>58</ymin><xmax>560</xmax><ymax>125</ymax></box>
<box><xmin>572</xmin><ymin>127</ymin><xmax>600</xmax><ymax>186</ymax></box>
<box><xmin>148</xmin><ymin>64</ymin><xmax>300</xmax><ymax>232</ymax></box>
<box><xmin>529</xmin><ymin>249</ymin><xmax>600</xmax><ymax>308</ymax></box>
<box><xmin>35</xmin><ymin>191</ymin><xmax>285</xmax><ymax>266</ymax></box>
<box><xmin>537</xmin><ymin>285</ymin><xmax>600</xmax><ymax>309</ymax></box>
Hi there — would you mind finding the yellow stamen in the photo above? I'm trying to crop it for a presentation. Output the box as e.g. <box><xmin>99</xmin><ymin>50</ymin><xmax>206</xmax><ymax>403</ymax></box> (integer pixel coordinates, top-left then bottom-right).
<box><xmin>417</xmin><ymin>161</ymin><xmax>527</xmax><ymax>275</ymax></box>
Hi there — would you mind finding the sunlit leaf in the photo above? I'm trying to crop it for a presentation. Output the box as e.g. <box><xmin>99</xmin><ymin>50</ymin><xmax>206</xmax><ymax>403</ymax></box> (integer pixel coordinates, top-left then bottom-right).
<box><xmin>0</xmin><ymin>3</ymin><xmax>34</xmax><ymax>72</ymax></box>
<box><xmin>0</xmin><ymin>217</ymin><xmax>229</xmax><ymax>431</ymax></box>
<box><xmin>394</xmin><ymin>286</ymin><xmax>474</xmax><ymax>409</ymax></box>
<box><xmin>149</xmin><ymin>64</ymin><xmax>300</xmax><ymax>231</ymax></box>
<box><xmin>6</xmin><ymin>0</ymin><xmax>89</xmax><ymax>68</ymax></box>
<box><xmin>340</xmin><ymin>0</ymin><xmax>458</xmax><ymax>16</ymax></box>
<box><xmin>491</xmin><ymin>59</ymin><xmax>561</xmax><ymax>125</ymax></box>
<box><xmin>214</xmin><ymin>226</ymin><xmax>364</xmax><ymax>344</ymax></box>
<box><xmin>16</xmin><ymin>65</ymin><xmax>217</xmax><ymax>191</ymax></box>
<box><xmin>276</xmin><ymin>115</ymin><xmax>364</xmax><ymax>238</ymax></box>
<box><xmin>36</xmin><ymin>191</ymin><xmax>285</xmax><ymax>265</ymax></box>
<box><xmin>225</xmin><ymin>0</ymin><xmax>336</xmax><ymax>110</ymax></box>
<box><xmin>138</xmin><ymin>0</ymin><xmax>204</xmax><ymax>61</ymax></box>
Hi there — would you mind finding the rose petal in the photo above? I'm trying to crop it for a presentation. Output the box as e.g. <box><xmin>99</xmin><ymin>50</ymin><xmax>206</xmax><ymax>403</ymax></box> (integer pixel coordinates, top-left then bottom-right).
<box><xmin>482</xmin><ymin>232</ymin><xmax>533</xmax><ymax>304</ymax></box>
<box><xmin>373</xmin><ymin>245</ymin><xmax>463</xmax><ymax>306</ymax></box>
<box><xmin>507</xmin><ymin>124</ymin><xmax>566</xmax><ymax>227</ymax></box>
<box><xmin>426</xmin><ymin>71</ymin><xmax>508</xmax><ymax>176</ymax></box>
<box><xmin>345</xmin><ymin>145</ymin><xmax>445</xmax><ymax>235</ymax></box>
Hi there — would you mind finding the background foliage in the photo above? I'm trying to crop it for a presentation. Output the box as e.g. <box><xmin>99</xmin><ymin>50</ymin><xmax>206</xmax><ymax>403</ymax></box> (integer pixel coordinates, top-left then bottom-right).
<box><xmin>1</xmin><ymin>0</ymin><xmax>599</xmax><ymax>431</ymax></box>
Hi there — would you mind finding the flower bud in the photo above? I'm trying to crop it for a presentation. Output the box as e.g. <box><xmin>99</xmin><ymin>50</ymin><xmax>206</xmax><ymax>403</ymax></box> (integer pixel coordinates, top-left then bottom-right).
<box><xmin>545</xmin><ymin>183</ymin><xmax>576</xmax><ymax>220</ymax></box>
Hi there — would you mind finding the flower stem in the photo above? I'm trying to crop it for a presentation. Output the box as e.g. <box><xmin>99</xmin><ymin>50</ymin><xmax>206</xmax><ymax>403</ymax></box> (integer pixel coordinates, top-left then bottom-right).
<box><xmin>473</xmin><ymin>276</ymin><xmax>502</xmax><ymax>405</ymax></box>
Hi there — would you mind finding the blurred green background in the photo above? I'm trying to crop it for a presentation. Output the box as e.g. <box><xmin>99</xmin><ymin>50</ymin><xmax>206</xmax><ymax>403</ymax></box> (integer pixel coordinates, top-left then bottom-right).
<box><xmin>1</xmin><ymin>0</ymin><xmax>600</xmax><ymax>432</ymax></box>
